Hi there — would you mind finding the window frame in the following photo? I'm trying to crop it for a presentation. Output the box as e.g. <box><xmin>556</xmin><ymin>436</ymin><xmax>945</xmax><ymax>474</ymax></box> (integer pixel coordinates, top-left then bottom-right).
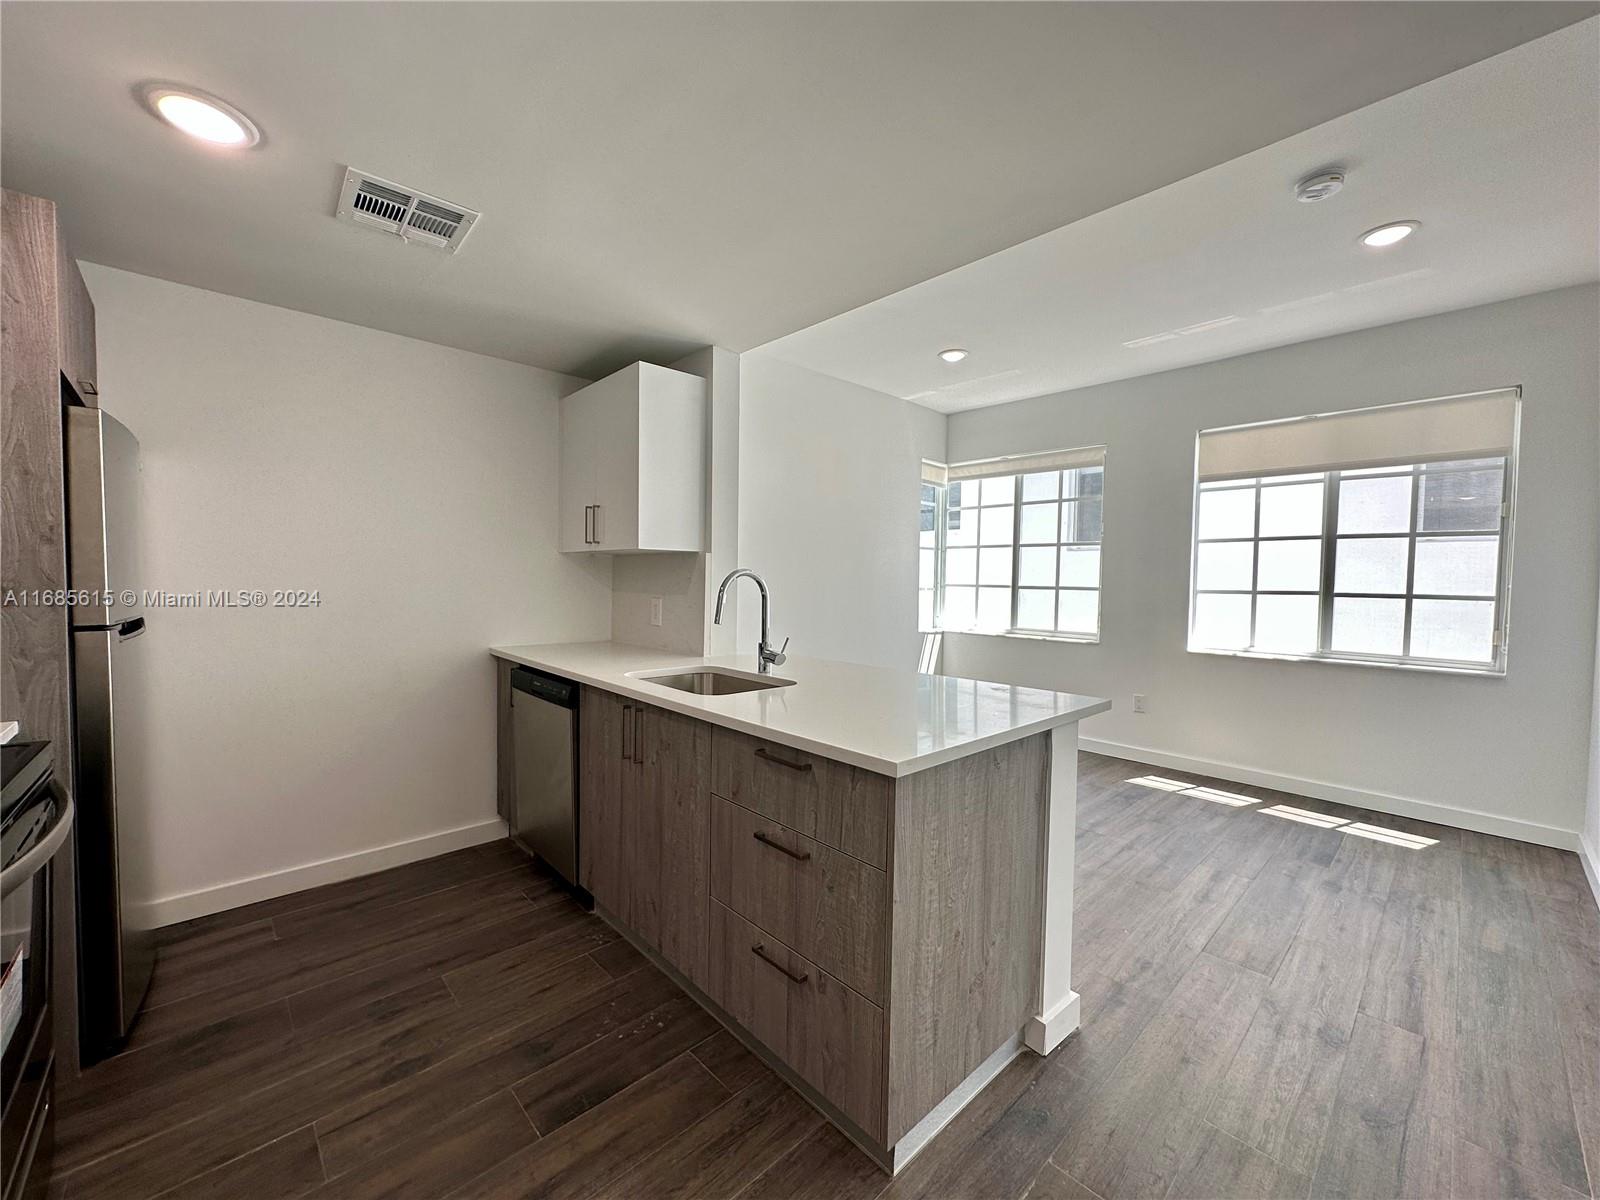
<box><xmin>1187</xmin><ymin>451</ymin><xmax>1517</xmax><ymax>676</ymax></box>
<box><xmin>922</xmin><ymin>458</ymin><xmax>1106</xmax><ymax>644</ymax></box>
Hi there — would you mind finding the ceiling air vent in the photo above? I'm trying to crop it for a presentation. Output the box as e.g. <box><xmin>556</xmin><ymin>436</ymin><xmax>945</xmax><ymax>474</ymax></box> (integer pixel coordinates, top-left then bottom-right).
<box><xmin>335</xmin><ymin>168</ymin><xmax>479</xmax><ymax>254</ymax></box>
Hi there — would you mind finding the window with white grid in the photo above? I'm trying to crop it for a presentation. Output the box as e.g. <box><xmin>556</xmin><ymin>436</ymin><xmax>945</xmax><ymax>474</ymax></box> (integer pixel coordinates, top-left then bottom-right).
<box><xmin>1190</xmin><ymin>390</ymin><xmax>1517</xmax><ymax>673</ymax></box>
<box><xmin>921</xmin><ymin>448</ymin><xmax>1105</xmax><ymax>641</ymax></box>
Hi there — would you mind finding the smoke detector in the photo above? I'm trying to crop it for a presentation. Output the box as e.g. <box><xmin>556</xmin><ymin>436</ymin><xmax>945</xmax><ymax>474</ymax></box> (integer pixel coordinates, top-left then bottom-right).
<box><xmin>335</xmin><ymin>168</ymin><xmax>479</xmax><ymax>253</ymax></box>
<box><xmin>1293</xmin><ymin>169</ymin><xmax>1345</xmax><ymax>203</ymax></box>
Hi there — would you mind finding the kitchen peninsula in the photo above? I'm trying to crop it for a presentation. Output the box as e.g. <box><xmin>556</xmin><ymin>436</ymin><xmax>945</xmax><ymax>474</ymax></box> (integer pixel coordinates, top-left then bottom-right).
<box><xmin>490</xmin><ymin>642</ymin><xmax>1110</xmax><ymax>1173</ymax></box>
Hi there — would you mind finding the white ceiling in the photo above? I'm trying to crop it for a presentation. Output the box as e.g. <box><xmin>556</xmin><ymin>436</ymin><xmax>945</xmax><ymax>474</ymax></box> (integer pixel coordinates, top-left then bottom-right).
<box><xmin>1</xmin><ymin>2</ymin><xmax>1593</xmax><ymax>380</ymax></box>
<box><xmin>757</xmin><ymin>19</ymin><xmax>1600</xmax><ymax>412</ymax></box>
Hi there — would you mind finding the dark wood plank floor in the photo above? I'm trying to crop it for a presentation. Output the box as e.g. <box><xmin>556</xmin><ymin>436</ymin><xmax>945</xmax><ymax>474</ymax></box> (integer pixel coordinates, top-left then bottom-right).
<box><xmin>53</xmin><ymin>753</ymin><xmax>1598</xmax><ymax>1199</ymax></box>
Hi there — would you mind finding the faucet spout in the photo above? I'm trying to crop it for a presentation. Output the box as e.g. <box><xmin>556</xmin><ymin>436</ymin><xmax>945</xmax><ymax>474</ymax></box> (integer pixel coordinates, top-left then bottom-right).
<box><xmin>713</xmin><ymin>569</ymin><xmax>787</xmax><ymax>673</ymax></box>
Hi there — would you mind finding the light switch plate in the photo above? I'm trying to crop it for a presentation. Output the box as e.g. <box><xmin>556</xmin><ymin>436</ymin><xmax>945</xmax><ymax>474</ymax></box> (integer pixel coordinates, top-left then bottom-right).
<box><xmin>649</xmin><ymin>597</ymin><xmax>664</xmax><ymax>627</ymax></box>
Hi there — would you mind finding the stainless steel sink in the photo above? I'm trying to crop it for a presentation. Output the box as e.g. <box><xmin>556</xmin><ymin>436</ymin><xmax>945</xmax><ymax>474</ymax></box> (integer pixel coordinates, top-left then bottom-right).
<box><xmin>635</xmin><ymin>669</ymin><xmax>795</xmax><ymax>696</ymax></box>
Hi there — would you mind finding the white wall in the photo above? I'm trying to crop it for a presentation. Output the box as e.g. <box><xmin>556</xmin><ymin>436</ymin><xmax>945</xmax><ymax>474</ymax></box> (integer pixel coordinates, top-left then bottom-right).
<box><xmin>700</xmin><ymin>347</ymin><xmax>744</xmax><ymax>656</ymax></box>
<box><xmin>610</xmin><ymin>554</ymin><xmax>706</xmax><ymax>654</ymax></box>
<box><xmin>944</xmin><ymin>285</ymin><xmax>1600</xmax><ymax>847</ymax></box>
<box><xmin>82</xmin><ymin>264</ymin><xmax>611</xmax><ymax>921</ymax></box>
<box><xmin>1586</xmin><ymin>582</ymin><xmax>1600</xmax><ymax>900</ymax></box>
<box><xmin>736</xmin><ymin>354</ymin><xmax>945</xmax><ymax>672</ymax></box>
<box><xmin>1586</xmin><ymin>378</ymin><xmax>1600</xmax><ymax>902</ymax></box>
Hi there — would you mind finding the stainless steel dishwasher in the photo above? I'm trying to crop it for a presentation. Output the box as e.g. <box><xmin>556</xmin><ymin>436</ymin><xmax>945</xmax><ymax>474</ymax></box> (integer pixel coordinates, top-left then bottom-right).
<box><xmin>508</xmin><ymin>667</ymin><xmax>581</xmax><ymax>892</ymax></box>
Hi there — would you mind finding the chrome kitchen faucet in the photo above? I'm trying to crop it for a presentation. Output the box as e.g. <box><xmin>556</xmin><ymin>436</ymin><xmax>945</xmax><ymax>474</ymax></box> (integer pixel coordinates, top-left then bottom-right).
<box><xmin>713</xmin><ymin>569</ymin><xmax>788</xmax><ymax>674</ymax></box>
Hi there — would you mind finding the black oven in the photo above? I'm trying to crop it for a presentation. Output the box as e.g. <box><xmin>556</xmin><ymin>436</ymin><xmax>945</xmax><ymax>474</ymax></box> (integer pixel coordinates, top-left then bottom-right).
<box><xmin>2</xmin><ymin>741</ymin><xmax>70</xmax><ymax>1200</ymax></box>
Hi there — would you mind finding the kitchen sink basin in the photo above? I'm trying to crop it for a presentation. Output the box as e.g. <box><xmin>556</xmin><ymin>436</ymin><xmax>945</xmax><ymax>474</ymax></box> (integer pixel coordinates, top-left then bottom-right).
<box><xmin>633</xmin><ymin>668</ymin><xmax>795</xmax><ymax>696</ymax></box>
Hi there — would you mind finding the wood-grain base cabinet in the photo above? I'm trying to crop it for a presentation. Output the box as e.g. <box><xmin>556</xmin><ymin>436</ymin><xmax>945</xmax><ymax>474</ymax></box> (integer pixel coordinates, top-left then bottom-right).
<box><xmin>577</xmin><ymin>688</ymin><xmax>710</xmax><ymax>991</ymax></box>
<box><xmin>709</xmin><ymin>795</ymin><xmax>888</xmax><ymax>1006</ymax></box>
<box><xmin>567</xmin><ymin>681</ymin><xmax>1050</xmax><ymax>1167</ymax></box>
<box><xmin>707</xmin><ymin>899</ymin><xmax>886</xmax><ymax>1139</ymax></box>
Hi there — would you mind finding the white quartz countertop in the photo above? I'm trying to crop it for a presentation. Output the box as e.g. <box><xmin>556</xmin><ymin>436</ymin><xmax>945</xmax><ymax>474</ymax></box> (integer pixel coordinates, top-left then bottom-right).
<box><xmin>490</xmin><ymin>641</ymin><xmax>1110</xmax><ymax>777</ymax></box>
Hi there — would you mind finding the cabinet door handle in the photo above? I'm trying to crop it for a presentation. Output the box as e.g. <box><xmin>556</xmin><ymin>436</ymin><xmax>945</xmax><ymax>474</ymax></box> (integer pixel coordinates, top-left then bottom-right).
<box><xmin>621</xmin><ymin>704</ymin><xmax>632</xmax><ymax>761</ymax></box>
<box><xmin>751</xmin><ymin>943</ymin><xmax>808</xmax><ymax>984</ymax></box>
<box><xmin>583</xmin><ymin>505</ymin><xmax>591</xmax><ymax>544</ymax></box>
<box><xmin>634</xmin><ymin>706</ymin><xmax>644</xmax><ymax>764</ymax></box>
<box><xmin>753</xmin><ymin>830</ymin><xmax>811</xmax><ymax>861</ymax></box>
<box><xmin>754</xmin><ymin>747</ymin><xmax>812</xmax><ymax>773</ymax></box>
<box><xmin>593</xmin><ymin>504</ymin><xmax>602</xmax><ymax>545</ymax></box>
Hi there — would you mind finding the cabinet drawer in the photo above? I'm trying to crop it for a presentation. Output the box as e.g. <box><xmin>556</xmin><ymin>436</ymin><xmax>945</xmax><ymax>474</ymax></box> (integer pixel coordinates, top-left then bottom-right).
<box><xmin>710</xmin><ymin>797</ymin><xmax>887</xmax><ymax>1005</ymax></box>
<box><xmin>707</xmin><ymin>900</ymin><xmax>885</xmax><ymax>1140</ymax></box>
<box><xmin>710</xmin><ymin>727</ymin><xmax>890</xmax><ymax>869</ymax></box>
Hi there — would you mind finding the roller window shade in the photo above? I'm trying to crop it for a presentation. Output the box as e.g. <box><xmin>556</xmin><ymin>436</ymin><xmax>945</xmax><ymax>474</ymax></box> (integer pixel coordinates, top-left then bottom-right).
<box><xmin>1196</xmin><ymin>389</ymin><xmax>1518</xmax><ymax>482</ymax></box>
<box><xmin>932</xmin><ymin>444</ymin><xmax>1105</xmax><ymax>485</ymax></box>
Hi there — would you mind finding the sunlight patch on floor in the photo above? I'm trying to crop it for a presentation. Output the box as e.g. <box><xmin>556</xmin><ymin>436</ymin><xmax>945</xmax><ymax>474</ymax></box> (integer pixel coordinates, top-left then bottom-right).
<box><xmin>1126</xmin><ymin>775</ymin><xmax>1194</xmax><ymax>792</ymax></box>
<box><xmin>1184</xmin><ymin>785</ymin><xmax>1257</xmax><ymax>807</ymax></box>
<box><xmin>1340</xmin><ymin>822</ymin><xmax>1439</xmax><ymax>849</ymax></box>
<box><xmin>1260</xmin><ymin>804</ymin><xmax>1348</xmax><ymax>829</ymax></box>
<box><xmin>1256</xmin><ymin>805</ymin><xmax>1440</xmax><ymax>848</ymax></box>
<box><xmin>1126</xmin><ymin>775</ymin><xmax>1259</xmax><ymax>806</ymax></box>
<box><xmin>1128</xmin><ymin>776</ymin><xmax>1440</xmax><ymax>847</ymax></box>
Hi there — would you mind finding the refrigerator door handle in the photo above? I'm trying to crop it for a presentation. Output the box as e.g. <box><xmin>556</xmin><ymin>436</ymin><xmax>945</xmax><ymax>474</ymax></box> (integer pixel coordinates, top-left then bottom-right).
<box><xmin>117</xmin><ymin>617</ymin><xmax>146</xmax><ymax>640</ymax></box>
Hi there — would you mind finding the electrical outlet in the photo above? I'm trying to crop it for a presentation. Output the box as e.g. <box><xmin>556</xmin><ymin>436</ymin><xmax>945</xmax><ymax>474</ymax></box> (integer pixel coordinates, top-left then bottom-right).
<box><xmin>649</xmin><ymin>596</ymin><xmax>664</xmax><ymax>627</ymax></box>
<box><xmin>1132</xmin><ymin>693</ymin><xmax>1147</xmax><ymax>714</ymax></box>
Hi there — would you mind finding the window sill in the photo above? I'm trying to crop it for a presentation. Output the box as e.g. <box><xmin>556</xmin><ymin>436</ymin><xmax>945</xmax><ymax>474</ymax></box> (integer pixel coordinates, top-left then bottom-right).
<box><xmin>933</xmin><ymin>628</ymin><xmax>1100</xmax><ymax>646</ymax></box>
<box><xmin>1187</xmin><ymin>645</ymin><xmax>1506</xmax><ymax>677</ymax></box>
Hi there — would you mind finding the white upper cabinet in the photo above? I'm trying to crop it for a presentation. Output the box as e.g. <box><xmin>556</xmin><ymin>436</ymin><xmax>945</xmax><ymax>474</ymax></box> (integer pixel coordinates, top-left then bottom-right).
<box><xmin>559</xmin><ymin>362</ymin><xmax>707</xmax><ymax>553</ymax></box>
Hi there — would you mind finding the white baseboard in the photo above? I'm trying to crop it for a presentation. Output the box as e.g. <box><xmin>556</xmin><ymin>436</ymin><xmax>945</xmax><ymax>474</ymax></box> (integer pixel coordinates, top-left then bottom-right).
<box><xmin>1079</xmin><ymin>737</ymin><xmax>1582</xmax><ymax>853</ymax></box>
<box><xmin>145</xmin><ymin>817</ymin><xmax>509</xmax><ymax>927</ymax></box>
<box><xmin>1580</xmin><ymin>834</ymin><xmax>1600</xmax><ymax>915</ymax></box>
<box><xmin>1025</xmin><ymin>990</ymin><xmax>1081</xmax><ymax>1056</ymax></box>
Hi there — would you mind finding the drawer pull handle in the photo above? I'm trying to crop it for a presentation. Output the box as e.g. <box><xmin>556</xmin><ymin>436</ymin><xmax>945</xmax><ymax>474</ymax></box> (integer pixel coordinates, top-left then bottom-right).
<box><xmin>753</xmin><ymin>830</ymin><xmax>811</xmax><ymax>861</ymax></box>
<box><xmin>754</xmin><ymin>747</ymin><xmax>812</xmax><ymax>773</ymax></box>
<box><xmin>751</xmin><ymin>943</ymin><xmax>808</xmax><ymax>984</ymax></box>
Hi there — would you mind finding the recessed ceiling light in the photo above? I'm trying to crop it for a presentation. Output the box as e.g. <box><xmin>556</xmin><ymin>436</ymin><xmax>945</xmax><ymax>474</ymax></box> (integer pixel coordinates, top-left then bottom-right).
<box><xmin>1359</xmin><ymin>221</ymin><xmax>1419</xmax><ymax>248</ymax></box>
<box><xmin>142</xmin><ymin>84</ymin><xmax>260</xmax><ymax>148</ymax></box>
<box><xmin>938</xmin><ymin>348</ymin><xmax>969</xmax><ymax>363</ymax></box>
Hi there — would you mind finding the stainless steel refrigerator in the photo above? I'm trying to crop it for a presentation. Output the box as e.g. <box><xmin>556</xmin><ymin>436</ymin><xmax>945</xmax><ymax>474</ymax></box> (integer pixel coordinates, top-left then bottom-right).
<box><xmin>66</xmin><ymin>406</ymin><xmax>155</xmax><ymax>1061</ymax></box>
